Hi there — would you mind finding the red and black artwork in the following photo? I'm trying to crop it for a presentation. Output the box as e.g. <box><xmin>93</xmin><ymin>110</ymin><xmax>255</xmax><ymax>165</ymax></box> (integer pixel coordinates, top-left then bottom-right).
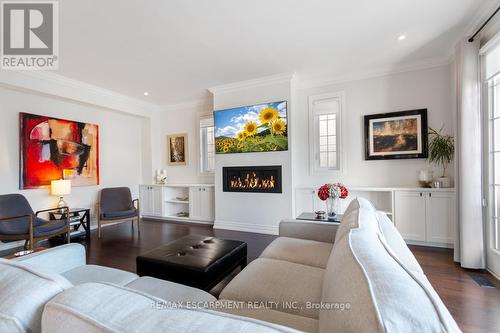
<box><xmin>20</xmin><ymin>113</ymin><xmax>99</xmax><ymax>189</ymax></box>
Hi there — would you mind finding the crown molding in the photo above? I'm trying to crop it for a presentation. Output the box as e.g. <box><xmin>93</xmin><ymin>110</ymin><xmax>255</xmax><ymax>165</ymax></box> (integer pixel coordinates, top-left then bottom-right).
<box><xmin>0</xmin><ymin>70</ymin><xmax>159</xmax><ymax>117</ymax></box>
<box><xmin>208</xmin><ymin>72</ymin><xmax>296</xmax><ymax>95</ymax></box>
<box><xmin>161</xmin><ymin>98</ymin><xmax>212</xmax><ymax>112</ymax></box>
<box><xmin>296</xmin><ymin>55</ymin><xmax>454</xmax><ymax>90</ymax></box>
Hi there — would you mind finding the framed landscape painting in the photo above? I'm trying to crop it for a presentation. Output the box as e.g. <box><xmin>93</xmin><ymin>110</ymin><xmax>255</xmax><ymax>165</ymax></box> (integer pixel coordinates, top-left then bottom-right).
<box><xmin>20</xmin><ymin>113</ymin><xmax>99</xmax><ymax>189</ymax></box>
<box><xmin>364</xmin><ymin>109</ymin><xmax>428</xmax><ymax>160</ymax></box>
<box><xmin>214</xmin><ymin>100</ymin><xmax>288</xmax><ymax>154</ymax></box>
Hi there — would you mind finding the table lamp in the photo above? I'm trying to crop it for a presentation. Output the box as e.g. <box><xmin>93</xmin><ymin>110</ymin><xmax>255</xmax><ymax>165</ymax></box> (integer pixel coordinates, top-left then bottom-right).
<box><xmin>51</xmin><ymin>179</ymin><xmax>71</xmax><ymax>208</ymax></box>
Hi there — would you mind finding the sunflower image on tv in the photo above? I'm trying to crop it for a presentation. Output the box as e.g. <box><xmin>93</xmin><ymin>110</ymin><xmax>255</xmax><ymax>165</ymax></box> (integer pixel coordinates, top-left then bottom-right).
<box><xmin>214</xmin><ymin>101</ymin><xmax>288</xmax><ymax>154</ymax></box>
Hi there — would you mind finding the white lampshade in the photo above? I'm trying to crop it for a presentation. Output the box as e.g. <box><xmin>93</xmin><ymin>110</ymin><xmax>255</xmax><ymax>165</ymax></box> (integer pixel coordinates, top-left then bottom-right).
<box><xmin>51</xmin><ymin>179</ymin><xmax>71</xmax><ymax>196</ymax></box>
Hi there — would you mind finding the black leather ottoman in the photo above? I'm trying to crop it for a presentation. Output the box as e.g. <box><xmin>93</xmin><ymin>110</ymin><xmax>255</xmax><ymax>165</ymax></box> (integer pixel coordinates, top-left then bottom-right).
<box><xmin>136</xmin><ymin>235</ymin><xmax>247</xmax><ymax>291</ymax></box>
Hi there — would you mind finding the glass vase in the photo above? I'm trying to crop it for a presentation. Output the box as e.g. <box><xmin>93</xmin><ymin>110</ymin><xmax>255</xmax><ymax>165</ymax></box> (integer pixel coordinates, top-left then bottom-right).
<box><xmin>326</xmin><ymin>197</ymin><xmax>340</xmax><ymax>217</ymax></box>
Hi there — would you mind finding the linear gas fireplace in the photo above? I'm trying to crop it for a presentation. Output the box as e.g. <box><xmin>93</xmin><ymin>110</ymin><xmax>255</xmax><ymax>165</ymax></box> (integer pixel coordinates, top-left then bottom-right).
<box><xmin>223</xmin><ymin>166</ymin><xmax>282</xmax><ymax>193</ymax></box>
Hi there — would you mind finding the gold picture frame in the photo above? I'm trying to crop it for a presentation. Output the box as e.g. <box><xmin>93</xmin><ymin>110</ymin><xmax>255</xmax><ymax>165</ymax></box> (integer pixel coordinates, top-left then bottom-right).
<box><xmin>167</xmin><ymin>133</ymin><xmax>188</xmax><ymax>165</ymax></box>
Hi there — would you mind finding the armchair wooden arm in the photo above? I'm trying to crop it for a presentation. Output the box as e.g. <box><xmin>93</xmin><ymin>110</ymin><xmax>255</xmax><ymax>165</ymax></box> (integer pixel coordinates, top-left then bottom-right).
<box><xmin>35</xmin><ymin>206</ymin><xmax>69</xmax><ymax>217</ymax></box>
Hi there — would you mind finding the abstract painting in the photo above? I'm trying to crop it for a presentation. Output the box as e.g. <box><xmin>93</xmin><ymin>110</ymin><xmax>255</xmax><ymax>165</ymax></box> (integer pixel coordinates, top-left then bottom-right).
<box><xmin>167</xmin><ymin>133</ymin><xmax>187</xmax><ymax>165</ymax></box>
<box><xmin>20</xmin><ymin>113</ymin><xmax>99</xmax><ymax>189</ymax></box>
<box><xmin>364</xmin><ymin>109</ymin><xmax>428</xmax><ymax>160</ymax></box>
<box><xmin>214</xmin><ymin>100</ymin><xmax>287</xmax><ymax>154</ymax></box>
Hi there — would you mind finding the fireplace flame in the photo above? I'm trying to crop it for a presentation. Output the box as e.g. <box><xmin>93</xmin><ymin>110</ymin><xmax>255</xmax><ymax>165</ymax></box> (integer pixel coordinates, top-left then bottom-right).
<box><xmin>229</xmin><ymin>172</ymin><xmax>276</xmax><ymax>190</ymax></box>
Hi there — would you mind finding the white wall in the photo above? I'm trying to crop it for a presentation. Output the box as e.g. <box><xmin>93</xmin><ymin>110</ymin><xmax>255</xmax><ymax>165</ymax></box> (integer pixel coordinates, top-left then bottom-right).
<box><xmin>0</xmin><ymin>86</ymin><xmax>147</xmax><ymax>249</ymax></box>
<box><xmin>158</xmin><ymin>102</ymin><xmax>214</xmax><ymax>185</ymax></box>
<box><xmin>294</xmin><ymin>64</ymin><xmax>455</xmax><ymax>188</ymax></box>
<box><xmin>156</xmin><ymin>65</ymin><xmax>455</xmax><ymax>234</ymax></box>
<box><xmin>211</xmin><ymin>78</ymin><xmax>295</xmax><ymax>234</ymax></box>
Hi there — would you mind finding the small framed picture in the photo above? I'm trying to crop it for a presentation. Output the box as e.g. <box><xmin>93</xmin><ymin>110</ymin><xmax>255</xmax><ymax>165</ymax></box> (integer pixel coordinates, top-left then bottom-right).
<box><xmin>364</xmin><ymin>109</ymin><xmax>428</xmax><ymax>160</ymax></box>
<box><xmin>167</xmin><ymin>134</ymin><xmax>188</xmax><ymax>165</ymax></box>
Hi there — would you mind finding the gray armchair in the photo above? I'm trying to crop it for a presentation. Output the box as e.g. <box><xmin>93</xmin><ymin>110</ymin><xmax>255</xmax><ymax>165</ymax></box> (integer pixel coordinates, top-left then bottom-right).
<box><xmin>0</xmin><ymin>194</ymin><xmax>70</xmax><ymax>250</ymax></box>
<box><xmin>97</xmin><ymin>187</ymin><xmax>140</xmax><ymax>239</ymax></box>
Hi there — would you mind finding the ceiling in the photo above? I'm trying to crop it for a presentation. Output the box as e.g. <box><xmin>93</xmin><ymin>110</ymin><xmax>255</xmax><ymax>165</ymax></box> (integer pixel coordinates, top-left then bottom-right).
<box><xmin>57</xmin><ymin>0</ymin><xmax>488</xmax><ymax>105</ymax></box>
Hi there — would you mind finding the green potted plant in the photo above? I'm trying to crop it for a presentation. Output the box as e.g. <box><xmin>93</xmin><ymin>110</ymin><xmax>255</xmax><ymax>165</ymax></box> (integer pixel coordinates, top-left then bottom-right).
<box><xmin>428</xmin><ymin>127</ymin><xmax>455</xmax><ymax>188</ymax></box>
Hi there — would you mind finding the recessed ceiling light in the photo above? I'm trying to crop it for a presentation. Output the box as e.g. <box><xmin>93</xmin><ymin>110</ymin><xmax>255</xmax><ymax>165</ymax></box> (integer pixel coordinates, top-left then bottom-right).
<box><xmin>143</xmin><ymin>92</ymin><xmax>149</xmax><ymax>96</ymax></box>
<box><xmin>398</xmin><ymin>35</ymin><xmax>407</xmax><ymax>41</ymax></box>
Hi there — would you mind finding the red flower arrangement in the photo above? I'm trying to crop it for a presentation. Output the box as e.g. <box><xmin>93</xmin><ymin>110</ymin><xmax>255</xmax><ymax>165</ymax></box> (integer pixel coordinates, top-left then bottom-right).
<box><xmin>317</xmin><ymin>183</ymin><xmax>349</xmax><ymax>201</ymax></box>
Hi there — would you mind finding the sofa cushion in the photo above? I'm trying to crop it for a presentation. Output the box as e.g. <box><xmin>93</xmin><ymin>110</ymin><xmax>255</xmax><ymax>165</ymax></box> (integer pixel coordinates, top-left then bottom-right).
<box><xmin>334</xmin><ymin>205</ymin><xmax>380</xmax><ymax>243</ymax></box>
<box><xmin>260</xmin><ymin>237</ymin><xmax>333</xmax><ymax>269</ymax></box>
<box><xmin>217</xmin><ymin>304</ymin><xmax>318</xmax><ymax>333</ymax></box>
<box><xmin>219</xmin><ymin>258</ymin><xmax>324</xmax><ymax>319</ymax></box>
<box><xmin>13</xmin><ymin>244</ymin><xmax>86</xmax><ymax>275</ymax></box>
<box><xmin>102</xmin><ymin>209</ymin><xmax>137</xmax><ymax>220</ymax></box>
<box><xmin>320</xmin><ymin>228</ymin><xmax>461</xmax><ymax>333</ymax></box>
<box><xmin>0</xmin><ymin>258</ymin><xmax>72</xmax><ymax>333</ymax></box>
<box><xmin>42</xmin><ymin>282</ymin><xmax>301</xmax><ymax>333</ymax></box>
<box><xmin>342</xmin><ymin>197</ymin><xmax>376</xmax><ymax>217</ymax></box>
<box><xmin>62</xmin><ymin>264</ymin><xmax>138</xmax><ymax>286</ymax></box>
<box><xmin>33</xmin><ymin>219</ymin><xmax>69</xmax><ymax>237</ymax></box>
<box><xmin>375</xmin><ymin>211</ymin><xmax>424</xmax><ymax>273</ymax></box>
<box><xmin>125</xmin><ymin>276</ymin><xmax>216</xmax><ymax>303</ymax></box>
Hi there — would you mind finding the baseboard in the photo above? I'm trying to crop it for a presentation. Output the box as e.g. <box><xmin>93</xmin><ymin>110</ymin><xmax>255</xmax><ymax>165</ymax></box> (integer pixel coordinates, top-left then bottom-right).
<box><xmin>405</xmin><ymin>240</ymin><xmax>454</xmax><ymax>249</ymax></box>
<box><xmin>0</xmin><ymin>240</ymin><xmax>25</xmax><ymax>252</ymax></box>
<box><xmin>142</xmin><ymin>215</ymin><xmax>214</xmax><ymax>225</ymax></box>
<box><xmin>487</xmin><ymin>268</ymin><xmax>500</xmax><ymax>282</ymax></box>
<box><xmin>213</xmin><ymin>220</ymin><xmax>278</xmax><ymax>235</ymax></box>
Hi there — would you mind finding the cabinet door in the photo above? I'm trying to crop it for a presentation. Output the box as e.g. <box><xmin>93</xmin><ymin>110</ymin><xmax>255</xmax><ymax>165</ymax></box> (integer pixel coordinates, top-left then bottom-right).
<box><xmin>394</xmin><ymin>191</ymin><xmax>426</xmax><ymax>242</ymax></box>
<box><xmin>151</xmin><ymin>186</ymin><xmax>163</xmax><ymax>217</ymax></box>
<box><xmin>139</xmin><ymin>186</ymin><xmax>152</xmax><ymax>216</ymax></box>
<box><xmin>425</xmin><ymin>192</ymin><xmax>455</xmax><ymax>245</ymax></box>
<box><xmin>295</xmin><ymin>189</ymin><xmax>316</xmax><ymax>216</ymax></box>
<box><xmin>189</xmin><ymin>187</ymin><xmax>202</xmax><ymax>220</ymax></box>
<box><xmin>200</xmin><ymin>187</ymin><xmax>215</xmax><ymax>221</ymax></box>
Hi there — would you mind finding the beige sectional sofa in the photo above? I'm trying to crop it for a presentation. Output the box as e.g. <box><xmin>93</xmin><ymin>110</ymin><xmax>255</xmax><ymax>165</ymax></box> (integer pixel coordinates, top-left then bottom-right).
<box><xmin>218</xmin><ymin>198</ymin><xmax>461</xmax><ymax>333</ymax></box>
<box><xmin>0</xmin><ymin>246</ymin><xmax>298</xmax><ymax>332</ymax></box>
<box><xmin>0</xmin><ymin>197</ymin><xmax>461</xmax><ymax>333</ymax></box>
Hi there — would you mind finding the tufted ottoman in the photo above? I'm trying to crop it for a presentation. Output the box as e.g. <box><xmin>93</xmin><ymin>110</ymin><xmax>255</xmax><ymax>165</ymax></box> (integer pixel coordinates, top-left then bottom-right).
<box><xmin>136</xmin><ymin>235</ymin><xmax>247</xmax><ymax>291</ymax></box>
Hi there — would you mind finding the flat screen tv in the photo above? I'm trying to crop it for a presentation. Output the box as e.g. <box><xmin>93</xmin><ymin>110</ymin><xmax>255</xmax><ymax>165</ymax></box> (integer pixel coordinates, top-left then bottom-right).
<box><xmin>214</xmin><ymin>100</ymin><xmax>288</xmax><ymax>154</ymax></box>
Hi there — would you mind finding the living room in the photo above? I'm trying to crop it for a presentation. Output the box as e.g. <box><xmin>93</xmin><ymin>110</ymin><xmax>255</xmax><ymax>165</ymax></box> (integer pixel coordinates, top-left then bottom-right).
<box><xmin>0</xmin><ymin>1</ymin><xmax>499</xmax><ymax>332</ymax></box>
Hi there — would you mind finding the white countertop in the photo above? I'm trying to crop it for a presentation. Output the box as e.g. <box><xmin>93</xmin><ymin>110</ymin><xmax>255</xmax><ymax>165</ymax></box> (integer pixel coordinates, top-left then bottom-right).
<box><xmin>141</xmin><ymin>184</ymin><xmax>215</xmax><ymax>187</ymax></box>
<box><xmin>295</xmin><ymin>185</ymin><xmax>455</xmax><ymax>192</ymax></box>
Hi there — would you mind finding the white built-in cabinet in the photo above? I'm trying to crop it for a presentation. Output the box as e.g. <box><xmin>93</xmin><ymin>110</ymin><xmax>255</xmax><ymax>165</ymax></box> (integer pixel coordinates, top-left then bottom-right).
<box><xmin>139</xmin><ymin>184</ymin><xmax>215</xmax><ymax>224</ymax></box>
<box><xmin>139</xmin><ymin>185</ymin><xmax>163</xmax><ymax>217</ymax></box>
<box><xmin>189</xmin><ymin>186</ymin><xmax>215</xmax><ymax>222</ymax></box>
<box><xmin>394</xmin><ymin>190</ymin><xmax>455</xmax><ymax>247</ymax></box>
<box><xmin>295</xmin><ymin>187</ymin><xmax>456</xmax><ymax>248</ymax></box>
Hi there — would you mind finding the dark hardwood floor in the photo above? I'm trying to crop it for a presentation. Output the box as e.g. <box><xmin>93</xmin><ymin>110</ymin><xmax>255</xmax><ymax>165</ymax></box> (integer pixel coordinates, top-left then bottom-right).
<box><xmin>3</xmin><ymin>219</ymin><xmax>500</xmax><ymax>332</ymax></box>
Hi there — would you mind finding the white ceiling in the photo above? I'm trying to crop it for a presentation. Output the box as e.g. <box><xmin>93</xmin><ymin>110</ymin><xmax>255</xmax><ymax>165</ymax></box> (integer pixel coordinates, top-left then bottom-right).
<box><xmin>58</xmin><ymin>0</ymin><xmax>488</xmax><ymax>105</ymax></box>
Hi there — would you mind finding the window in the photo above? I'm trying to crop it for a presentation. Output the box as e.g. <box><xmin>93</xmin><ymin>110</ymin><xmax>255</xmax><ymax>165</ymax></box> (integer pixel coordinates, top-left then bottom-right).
<box><xmin>200</xmin><ymin>115</ymin><xmax>215</xmax><ymax>173</ymax></box>
<box><xmin>488</xmin><ymin>73</ymin><xmax>500</xmax><ymax>251</ymax></box>
<box><xmin>309</xmin><ymin>92</ymin><xmax>344</xmax><ymax>173</ymax></box>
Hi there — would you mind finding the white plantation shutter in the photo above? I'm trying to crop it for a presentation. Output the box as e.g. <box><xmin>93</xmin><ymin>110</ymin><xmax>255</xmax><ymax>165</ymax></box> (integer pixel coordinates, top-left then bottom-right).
<box><xmin>309</xmin><ymin>93</ymin><xmax>343</xmax><ymax>173</ymax></box>
<box><xmin>200</xmin><ymin>115</ymin><xmax>215</xmax><ymax>173</ymax></box>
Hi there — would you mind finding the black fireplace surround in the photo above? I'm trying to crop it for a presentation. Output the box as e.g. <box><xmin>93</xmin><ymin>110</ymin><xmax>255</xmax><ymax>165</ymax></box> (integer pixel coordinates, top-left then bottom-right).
<box><xmin>222</xmin><ymin>166</ymin><xmax>282</xmax><ymax>193</ymax></box>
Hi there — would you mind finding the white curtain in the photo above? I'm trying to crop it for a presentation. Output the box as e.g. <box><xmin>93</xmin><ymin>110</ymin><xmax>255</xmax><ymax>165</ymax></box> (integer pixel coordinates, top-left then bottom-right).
<box><xmin>454</xmin><ymin>38</ymin><xmax>486</xmax><ymax>269</ymax></box>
